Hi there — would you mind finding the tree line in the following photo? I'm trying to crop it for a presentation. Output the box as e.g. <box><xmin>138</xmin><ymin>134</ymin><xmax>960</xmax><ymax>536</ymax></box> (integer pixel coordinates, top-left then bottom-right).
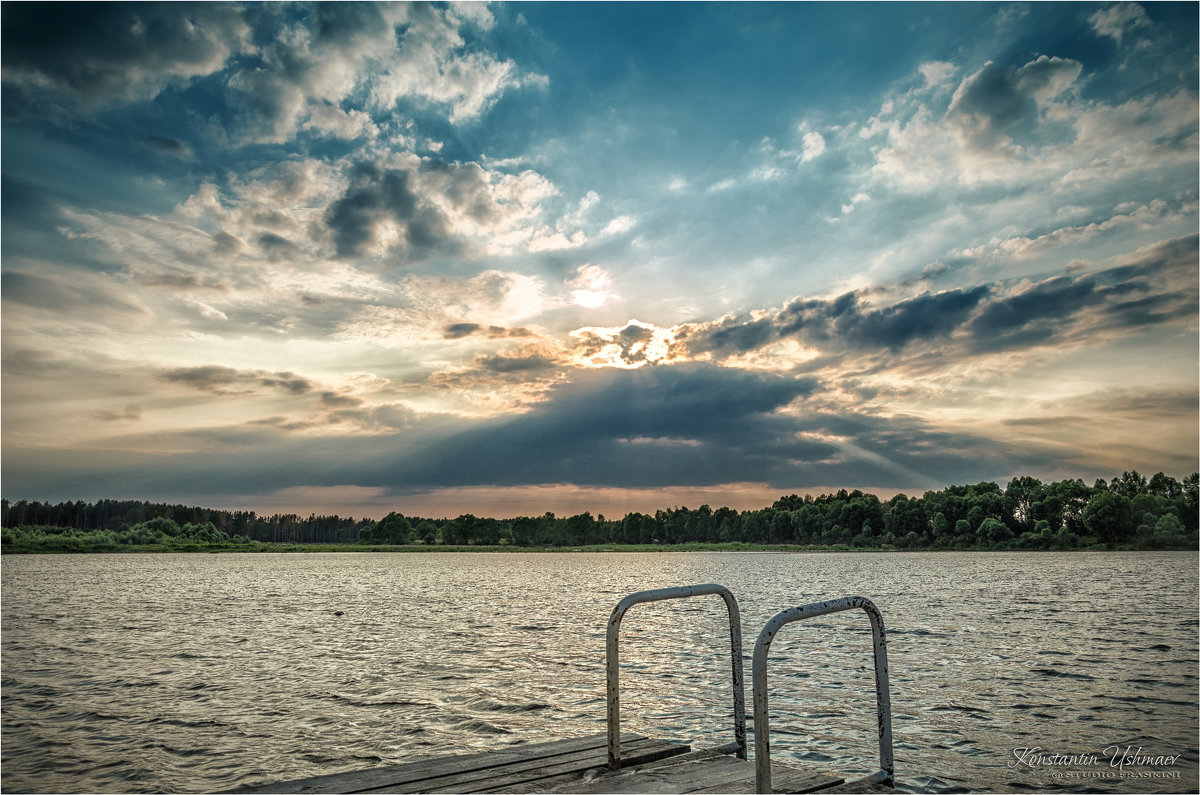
<box><xmin>1</xmin><ymin>498</ymin><xmax>374</xmax><ymax>544</ymax></box>
<box><xmin>3</xmin><ymin>470</ymin><xmax>1197</xmax><ymax>552</ymax></box>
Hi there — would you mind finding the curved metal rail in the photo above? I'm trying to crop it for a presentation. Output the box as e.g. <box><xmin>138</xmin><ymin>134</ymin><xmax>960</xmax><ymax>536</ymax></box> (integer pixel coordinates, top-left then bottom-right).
<box><xmin>752</xmin><ymin>596</ymin><xmax>893</xmax><ymax>794</ymax></box>
<box><xmin>606</xmin><ymin>583</ymin><xmax>747</xmax><ymax>769</ymax></box>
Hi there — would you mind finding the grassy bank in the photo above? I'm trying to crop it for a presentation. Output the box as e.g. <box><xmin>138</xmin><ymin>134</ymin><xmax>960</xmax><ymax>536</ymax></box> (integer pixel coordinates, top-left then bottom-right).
<box><xmin>5</xmin><ymin>539</ymin><xmax>1190</xmax><ymax>554</ymax></box>
<box><xmin>3</xmin><ymin>540</ymin><xmax>833</xmax><ymax>554</ymax></box>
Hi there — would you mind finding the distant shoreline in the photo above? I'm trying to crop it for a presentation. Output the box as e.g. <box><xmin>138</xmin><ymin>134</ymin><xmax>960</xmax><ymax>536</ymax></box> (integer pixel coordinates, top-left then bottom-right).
<box><xmin>4</xmin><ymin>541</ymin><xmax>1195</xmax><ymax>554</ymax></box>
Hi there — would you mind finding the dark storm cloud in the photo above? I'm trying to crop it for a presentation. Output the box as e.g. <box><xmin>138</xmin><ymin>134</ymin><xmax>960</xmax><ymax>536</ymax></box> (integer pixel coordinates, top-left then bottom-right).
<box><xmin>319</xmin><ymin>391</ymin><xmax>363</xmax><ymax>409</ymax></box>
<box><xmin>444</xmin><ymin>323</ymin><xmax>483</xmax><ymax>339</ymax></box>
<box><xmin>475</xmin><ymin>352</ymin><xmax>559</xmax><ymax>374</ymax></box>
<box><xmin>965</xmin><ymin>276</ymin><xmax>1095</xmax><ymax>352</ymax></box>
<box><xmin>256</xmin><ymin>232</ymin><xmax>298</xmax><ymax>261</ymax></box>
<box><xmin>684</xmin><ymin>286</ymin><xmax>990</xmax><ymax>357</ymax></box>
<box><xmin>325</xmin><ymin>164</ymin><xmax>450</xmax><ymax>260</ymax></box>
<box><xmin>418</xmin><ymin>159</ymin><xmax>499</xmax><ymax>224</ymax></box>
<box><xmin>372</xmin><ymin>366</ymin><xmax>1057</xmax><ymax>494</ymax></box>
<box><xmin>1</xmin><ymin>2</ymin><xmax>246</xmax><ymax>109</ymax></box>
<box><xmin>161</xmin><ymin>365</ymin><xmax>312</xmax><ymax>395</ymax></box>
<box><xmin>310</xmin><ymin>1</ymin><xmax>389</xmax><ymax>47</ymax></box>
<box><xmin>684</xmin><ymin>239</ymin><xmax>1196</xmax><ymax>364</ymax></box>
<box><xmin>780</xmin><ymin>287</ymin><xmax>991</xmax><ymax>352</ymax></box>
<box><xmin>947</xmin><ymin>56</ymin><xmax>1081</xmax><ymax>150</ymax></box>
<box><xmin>443</xmin><ymin>323</ymin><xmax>534</xmax><ymax>339</ymax></box>
<box><xmin>90</xmin><ymin>404</ymin><xmax>142</xmax><ymax>422</ymax></box>
<box><xmin>142</xmin><ymin>135</ymin><xmax>194</xmax><ymax>160</ymax></box>
<box><xmin>965</xmin><ymin>238</ymin><xmax>1198</xmax><ymax>352</ymax></box>
<box><xmin>0</xmin><ymin>361</ymin><xmax>1152</xmax><ymax>504</ymax></box>
<box><xmin>686</xmin><ymin>317</ymin><xmax>776</xmax><ymax>357</ymax></box>
<box><xmin>383</xmin><ymin>364</ymin><xmax>825</xmax><ymax>489</ymax></box>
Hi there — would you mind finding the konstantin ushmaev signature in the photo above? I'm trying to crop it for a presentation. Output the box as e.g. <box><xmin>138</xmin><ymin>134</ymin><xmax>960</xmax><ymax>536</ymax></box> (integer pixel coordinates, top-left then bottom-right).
<box><xmin>1010</xmin><ymin>745</ymin><xmax>1184</xmax><ymax>780</ymax></box>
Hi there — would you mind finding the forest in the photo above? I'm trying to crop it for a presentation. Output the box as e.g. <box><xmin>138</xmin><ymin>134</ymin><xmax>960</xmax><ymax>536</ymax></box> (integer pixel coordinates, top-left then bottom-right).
<box><xmin>2</xmin><ymin>470</ymin><xmax>1197</xmax><ymax>553</ymax></box>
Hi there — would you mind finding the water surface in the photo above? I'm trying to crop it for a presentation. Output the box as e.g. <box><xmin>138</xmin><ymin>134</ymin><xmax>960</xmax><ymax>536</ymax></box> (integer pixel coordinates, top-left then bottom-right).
<box><xmin>2</xmin><ymin>551</ymin><xmax>1196</xmax><ymax>793</ymax></box>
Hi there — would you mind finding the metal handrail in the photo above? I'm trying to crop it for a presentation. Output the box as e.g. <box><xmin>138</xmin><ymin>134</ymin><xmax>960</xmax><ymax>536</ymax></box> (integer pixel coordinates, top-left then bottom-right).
<box><xmin>606</xmin><ymin>584</ymin><xmax>747</xmax><ymax>769</ymax></box>
<box><xmin>752</xmin><ymin>596</ymin><xmax>893</xmax><ymax>794</ymax></box>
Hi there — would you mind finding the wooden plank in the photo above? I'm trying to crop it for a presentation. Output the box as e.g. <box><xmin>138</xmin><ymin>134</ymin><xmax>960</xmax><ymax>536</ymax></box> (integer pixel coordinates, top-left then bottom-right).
<box><xmin>556</xmin><ymin>752</ymin><xmax>845</xmax><ymax>795</ymax></box>
<box><xmin>396</xmin><ymin>738</ymin><xmax>689</xmax><ymax>794</ymax></box>
<box><xmin>702</xmin><ymin>766</ymin><xmax>845</xmax><ymax>794</ymax></box>
<box><xmin>235</xmin><ymin>734</ymin><xmax>634</xmax><ymax>794</ymax></box>
<box><xmin>816</xmin><ymin>780</ymin><xmax>894</xmax><ymax>793</ymax></box>
<box><xmin>233</xmin><ymin>733</ymin><xmax>876</xmax><ymax>795</ymax></box>
<box><xmin>484</xmin><ymin>747</ymin><xmax>734</xmax><ymax>795</ymax></box>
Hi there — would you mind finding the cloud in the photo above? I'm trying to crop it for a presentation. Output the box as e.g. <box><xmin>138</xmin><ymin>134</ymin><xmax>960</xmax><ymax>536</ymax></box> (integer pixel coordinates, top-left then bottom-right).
<box><xmin>353</xmin><ymin>364</ymin><xmax>1073</xmax><ymax>495</ymax></box>
<box><xmin>1</xmin><ymin>3</ymin><xmax>249</xmax><ymax>109</ymax></box>
<box><xmin>570</xmin><ymin>320</ymin><xmax>685</xmax><ymax>368</ymax></box>
<box><xmin>142</xmin><ymin>135</ymin><xmax>195</xmax><ymax>161</ymax></box>
<box><xmin>955</xmin><ymin>200</ymin><xmax>1187</xmax><ymax>262</ymax></box>
<box><xmin>161</xmin><ymin>366</ymin><xmax>312</xmax><ymax>396</ymax></box>
<box><xmin>384</xmin><ymin>364</ymin><xmax>825</xmax><ymax>489</ymax></box>
<box><xmin>677</xmin><ymin>235</ymin><xmax>1196</xmax><ymax>365</ymax></box>
<box><xmin>443</xmin><ymin>323</ymin><xmax>534</xmax><ymax>340</ymax></box>
<box><xmin>319</xmin><ymin>391</ymin><xmax>363</xmax><ymax>409</ymax></box>
<box><xmin>841</xmin><ymin>192</ymin><xmax>871</xmax><ymax>215</ymax></box>
<box><xmin>2</xmin><ymin>269</ymin><xmax>151</xmax><ymax>320</ymax></box>
<box><xmin>325</xmin><ymin>162</ymin><xmax>451</xmax><ymax>260</ymax></box>
<box><xmin>800</xmin><ymin>131</ymin><xmax>826</xmax><ymax>162</ymax></box>
<box><xmin>864</xmin><ymin>52</ymin><xmax>1146</xmax><ymax>191</ymax></box>
<box><xmin>685</xmin><ymin>317</ymin><xmax>778</xmax><ymax>358</ymax></box>
<box><xmin>1090</xmin><ymin>3</ymin><xmax>1151</xmax><ymax>44</ymax></box>
<box><xmin>919</xmin><ymin>61</ymin><xmax>957</xmax><ymax>88</ymax></box>
<box><xmin>89</xmin><ymin>404</ymin><xmax>142</xmax><ymax>423</ymax></box>
<box><xmin>475</xmin><ymin>351</ymin><xmax>561</xmax><ymax>374</ymax></box>
<box><xmin>962</xmin><ymin>234</ymin><xmax>1197</xmax><ymax>353</ymax></box>
<box><xmin>946</xmin><ymin>56</ymin><xmax>1082</xmax><ymax>152</ymax></box>
<box><xmin>2</xmin><ymin>3</ymin><xmax>539</xmax><ymax>145</ymax></box>
<box><xmin>368</xmin><ymin>3</ymin><xmax>544</xmax><ymax>124</ymax></box>
<box><xmin>567</xmin><ymin>264</ymin><xmax>619</xmax><ymax>308</ymax></box>
<box><xmin>777</xmin><ymin>286</ymin><xmax>992</xmax><ymax>353</ymax></box>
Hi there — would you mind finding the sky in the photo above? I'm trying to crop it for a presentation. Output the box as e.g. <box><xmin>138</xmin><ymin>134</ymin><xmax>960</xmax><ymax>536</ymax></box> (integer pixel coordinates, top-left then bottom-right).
<box><xmin>2</xmin><ymin>1</ymin><xmax>1197</xmax><ymax>520</ymax></box>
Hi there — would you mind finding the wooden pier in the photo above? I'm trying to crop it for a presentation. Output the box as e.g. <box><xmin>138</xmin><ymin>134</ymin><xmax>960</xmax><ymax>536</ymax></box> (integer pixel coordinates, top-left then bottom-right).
<box><xmin>239</xmin><ymin>587</ymin><xmax>899</xmax><ymax>795</ymax></box>
<box><xmin>237</xmin><ymin>732</ymin><xmax>889</xmax><ymax>794</ymax></box>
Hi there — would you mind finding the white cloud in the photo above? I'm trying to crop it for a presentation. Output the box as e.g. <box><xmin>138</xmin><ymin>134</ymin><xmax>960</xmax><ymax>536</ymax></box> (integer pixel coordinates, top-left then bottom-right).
<box><xmin>334</xmin><ymin>269</ymin><xmax>555</xmax><ymax>347</ymax></box>
<box><xmin>567</xmin><ymin>265</ymin><xmax>620</xmax><ymax>309</ymax></box>
<box><xmin>368</xmin><ymin>5</ymin><xmax>543</xmax><ymax>125</ymax></box>
<box><xmin>860</xmin><ymin>52</ymin><xmax>1196</xmax><ymax>195</ymax></box>
<box><xmin>1089</xmin><ymin>2</ymin><xmax>1151</xmax><ymax>44</ymax></box>
<box><xmin>601</xmin><ymin>215</ymin><xmax>637</xmax><ymax>236</ymax></box>
<box><xmin>220</xmin><ymin>3</ymin><xmax>544</xmax><ymax>145</ymax></box>
<box><xmin>303</xmin><ymin>103</ymin><xmax>379</xmax><ymax>141</ymax></box>
<box><xmin>952</xmin><ymin>199</ymin><xmax>1190</xmax><ymax>262</ymax></box>
<box><xmin>841</xmin><ymin>193</ymin><xmax>871</xmax><ymax>215</ymax></box>
<box><xmin>919</xmin><ymin>60</ymin><xmax>957</xmax><ymax>88</ymax></box>
<box><xmin>800</xmin><ymin>131</ymin><xmax>826</xmax><ymax>163</ymax></box>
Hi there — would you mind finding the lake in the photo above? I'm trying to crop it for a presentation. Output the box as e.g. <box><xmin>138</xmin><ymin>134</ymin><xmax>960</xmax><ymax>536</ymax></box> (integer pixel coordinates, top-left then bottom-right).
<box><xmin>2</xmin><ymin>551</ymin><xmax>1196</xmax><ymax>793</ymax></box>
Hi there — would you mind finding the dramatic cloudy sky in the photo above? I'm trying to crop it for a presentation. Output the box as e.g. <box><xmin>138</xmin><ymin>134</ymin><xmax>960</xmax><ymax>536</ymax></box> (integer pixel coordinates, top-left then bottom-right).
<box><xmin>3</xmin><ymin>2</ymin><xmax>1197</xmax><ymax>519</ymax></box>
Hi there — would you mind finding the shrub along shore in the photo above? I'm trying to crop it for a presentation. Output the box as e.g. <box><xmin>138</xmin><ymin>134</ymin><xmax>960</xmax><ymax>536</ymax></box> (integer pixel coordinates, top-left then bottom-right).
<box><xmin>4</xmin><ymin>469</ymin><xmax>1197</xmax><ymax>554</ymax></box>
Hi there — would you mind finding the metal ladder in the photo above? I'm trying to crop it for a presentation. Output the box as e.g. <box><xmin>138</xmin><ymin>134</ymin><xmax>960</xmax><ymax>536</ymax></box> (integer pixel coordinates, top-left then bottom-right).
<box><xmin>605</xmin><ymin>585</ymin><xmax>894</xmax><ymax>793</ymax></box>
<box><xmin>752</xmin><ymin>596</ymin><xmax>894</xmax><ymax>792</ymax></box>
<box><xmin>606</xmin><ymin>584</ymin><xmax>747</xmax><ymax>769</ymax></box>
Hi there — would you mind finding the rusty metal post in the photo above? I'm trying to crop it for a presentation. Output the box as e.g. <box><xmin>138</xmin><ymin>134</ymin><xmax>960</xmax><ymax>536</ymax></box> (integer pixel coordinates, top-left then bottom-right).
<box><xmin>606</xmin><ymin>584</ymin><xmax>746</xmax><ymax>770</ymax></box>
<box><xmin>752</xmin><ymin>596</ymin><xmax>893</xmax><ymax>794</ymax></box>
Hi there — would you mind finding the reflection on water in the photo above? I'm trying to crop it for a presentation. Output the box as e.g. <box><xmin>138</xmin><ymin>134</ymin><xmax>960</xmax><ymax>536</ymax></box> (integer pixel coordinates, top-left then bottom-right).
<box><xmin>2</xmin><ymin>551</ymin><xmax>1196</xmax><ymax>793</ymax></box>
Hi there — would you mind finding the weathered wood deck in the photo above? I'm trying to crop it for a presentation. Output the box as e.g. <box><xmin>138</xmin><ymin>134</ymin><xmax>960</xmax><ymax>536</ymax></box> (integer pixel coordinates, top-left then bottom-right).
<box><xmin>235</xmin><ymin>733</ymin><xmax>890</xmax><ymax>794</ymax></box>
